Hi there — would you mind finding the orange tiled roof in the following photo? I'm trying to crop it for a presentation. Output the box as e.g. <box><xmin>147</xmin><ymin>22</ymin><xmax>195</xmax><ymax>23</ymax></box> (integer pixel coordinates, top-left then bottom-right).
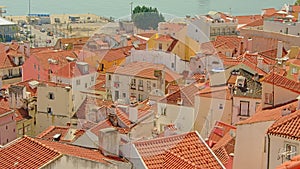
<box><xmin>0</xmin><ymin>43</ymin><xmax>16</xmax><ymax>69</ymax></box>
<box><xmin>37</xmin><ymin>138</ymin><xmax>121</xmax><ymax>164</ymax></box>
<box><xmin>235</xmin><ymin>15</ymin><xmax>263</xmax><ymax>25</ymax></box>
<box><xmin>115</xmin><ymin>102</ymin><xmax>152</xmax><ymax>128</ymax></box>
<box><xmin>208</xmin><ymin>121</ymin><xmax>236</xmax><ymax>146</ymax></box>
<box><xmin>237</xmin><ymin>101</ymin><xmax>298</xmax><ymax>125</ymax></box>
<box><xmin>107</xmin><ymin>62</ymin><xmax>182</xmax><ymax>83</ymax></box>
<box><xmin>214</xmin><ymin>36</ymin><xmax>243</xmax><ymax>51</ymax></box>
<box><xmin>32</xmin><ymin>50</ymin><xmax>78</xmax><ymax>71</ymax></box>
<box><xmin>0</xmin><ymin>136</ymin><xmax>61</xmax><ymax>168</ymax></box>
<box><xmin>198</xmin><ymin>86</ymin><xmax>232</xmax><ymax>100</ymax></box>
<box><xmin>54</xmin><ymin>62</ymin><xmax>96</xmax><ymax>78</ymax></box>
<box><xmin>267</xmin><ymin>110</ymin><xmax>300</xmax><ymax>141</ymax></box>
<box><xmin>90</xmin><ymin>119</ymin><xmax>113</xmax><ymax>135</ymax></box>
<box><xmin>159</xmin><ymin>83</ymin><xmax>201</xmax><ymax>107</ymax></box>
<box><xmin>212</xmin><ymin>131</ymin><xmax>235</xmax><ymax>168</ymax></box>
<box><xmin>37</xmin><ymin>126</ymin><xmax>85</xmax><ymax>143</ymax></box>
<box><xmin>262</xmin><ymin>73</ymin><xmax>300</xmax><ymax>94</ymax></box>
<box><xmin>134</xmin><ymin>131</ymin><xmax>223</xmax><ymax>169</ymax></box>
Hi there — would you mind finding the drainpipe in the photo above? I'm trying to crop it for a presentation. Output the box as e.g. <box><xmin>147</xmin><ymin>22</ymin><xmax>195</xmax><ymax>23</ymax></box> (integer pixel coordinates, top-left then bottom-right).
<box><xmin>267</xmin><ymin>134</ymin><xmax>270</xmax><ymax>169</ymax></box>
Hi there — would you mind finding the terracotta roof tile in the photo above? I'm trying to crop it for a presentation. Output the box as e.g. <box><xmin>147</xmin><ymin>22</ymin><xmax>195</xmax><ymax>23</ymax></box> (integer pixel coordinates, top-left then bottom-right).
<box><xmin>214</xmin><ymin>36</ymin><xmax>243</xmax><ymax>51</ymax></box>
<box><xmin>0</xmin><ymin>136</ymin><xmax>61</xmax><ymax>168</ymax></box>
<box><xmin>134</xmin><ymin>131</ymin><xmax>224</xmax><ymax>169</ymax></box>
<box><xmin>106</xmin><ymin>62</ymin><xmax>182</xmax><ymax>83</ymax></box>
<box><xmin>198</xmin><ymin>86</ymin><xmax>232</xmax><ymax>100</ymax></box>
<box><xmin>32</xmin><ymin>50</ymin><xmax>78</xmax><ymax>71</ymax></box>
<box><xmin>237</xmin><ymin>101</ymin><xmax>298</xmax><ymax>125</ymax></box>
<box><xmin>262</xmin><ymin>73</ymin><xmax>300</xmax><ymax>94</ymax></box>
<box><xmin>54</xmin><ymin>61</ymin><xmax>96</xmax><ymax>78</ymax></box>
<box><xmin>235</xmin><ymin>15</ymin><xmax>263</xmax><ymax>25</ymax></box>
<box><xmin>208</xmin><ymin>121</ymin><xmax>236</xmax><ymax>146</ymax></box>
<box><xmin>0</xmin><ymin>43</ymin><xmax>16</xmax><ymax>69</ymax></box>
<box><xmin>37</xmin><ymin>126</ymin><xmax>85</xmax><ymax>143</ymax></box>
<box><xmin>90</xmin><ymin>119</ymin><xmax>113</xmax><ymax>135</ymax></box>
<box><xmin>267</xmin><ymin>110</ymin><xmax>300</xmax><ymax>141</ymax></box>
<box><xmin>159</xmin><ymin>83</ymin><xmax>202</xmax><ymax>107</ymax></box>
<box><xmin>37</xmin><ymin>138</ymin><xmax>121</xmax><ymax>163</ymax></box>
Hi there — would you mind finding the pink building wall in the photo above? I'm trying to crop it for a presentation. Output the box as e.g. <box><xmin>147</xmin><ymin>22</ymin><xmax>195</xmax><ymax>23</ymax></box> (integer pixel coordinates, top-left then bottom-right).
<box><xmin>0</xmin><ymin>113</ymin><xmax>16</xmax><ymax>145</ymax></box>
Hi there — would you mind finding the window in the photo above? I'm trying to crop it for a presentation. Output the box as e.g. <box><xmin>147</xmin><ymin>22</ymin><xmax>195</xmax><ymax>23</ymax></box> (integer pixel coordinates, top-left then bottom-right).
<box><xmin>48</xmin><ymin>92</ymin><xmax>54</xmax><ymax>100</ymax></box>
<box><xmin>91</xmin><ymin>76</ymin><xmax>94</xmax><ymax>82</ymax></box>
<box><xmin>6</xmin><ymin>126</ymin><xmax>8</xmax><ymax>130</ymax></box>
<box><xmin>34</xmin><ymin>64</ymin><xmax>36</xmax><ymax>69</ymax></box>
<box><xmin>147</xmin><ymin>81</ymin><xmax>151</xmax><ymax>92</ymax></box>
<box><xmin>38</xmin><ymin>65</ymin><xmax>40</xmax><ymax>71</ymax></box>
<box><xmin>240</xmin><ymin>101</ymin><xmax>250</xmax><ymax>116</ymax></box>
<box><xmin>122</xmin><ymin>93</ymin><xmax>126</xmax><ymax>98</ymax></box>
<box><xmin>37</xmin><ymin>74</ymin><xmax>40</xmax><ymax>80</ymax></box>
<box><xmin>8</xmin><ymin>69</ymin><xmax>13</xmax><ymax>77</ymax></box>
<box><xmin>138</xmin><ymin>80</ymin><xmax>143</xmax><ymax>91</ymax></box>
<box><xmin>219</xmin><ymin>104</ymin><xmax>224</xmax><ymax>110</ymax></box>
<box><xmin>158</xmin><ymin>43</ymin><xmax>162</xmax><ymax>50</ymax></box>
<box><xmin>265</xmin><ymin>93</ymin><xmax>273</xmax><ymax>105</ymax></box>
<box><xmin>108</xmin><ymin>75</ymin><xmax>111</xmax><ymax>81</ymax></box>
<box><xmin>76</xmin><ymin>79</ymin><xmax>80</xmax><ymax>85</ymax></box>
<box><xmin>85</xmin><ymin>83</ymin><xmax>87</xmax><ymax>88</ymax></box>
<box><xmin>115</xmin><ymin>91</ymin><xmax>119</xmax><ymax>100</ymax></box>
<box><xmin>161</xmin><ymin>107</ymin><xmax>167</xmax><ymax>116</ymax></box>
<box><xmin>47</xmin><ymin>107</ymin><xmax>52</xmax><ymax>114</ymax></box>
<box><xmin>195</xmin><ymin>29</ymin><xmax>198</xmax><ymax>32</ymax></box>
<box><xmin>131</xmin><ymin>79</ymin><xmax>136</xmax><ymax>89</ymax></box>
<box><xmin>285</xmin><ymin>143</ymin><xmax>297</xmax><ymax>160</ymax></box>
<box><xmin>171</xmin><ymin>63</ymin><xmax>174</xmax><ymax>68</ymax></box>
<box><xmin>292</xmin><ymin>67</ymin><xmax>298</xmax><ymax>74</ymax></box>
<box><xmin>153</xmin><ymin>83</ymin><xmax>156</xmax><ymax>88</ymax></box>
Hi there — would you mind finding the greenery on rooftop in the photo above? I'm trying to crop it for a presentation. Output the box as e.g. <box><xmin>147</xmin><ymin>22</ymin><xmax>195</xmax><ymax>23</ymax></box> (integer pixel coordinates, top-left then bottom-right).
<box><xmin>132</xmin><ymin>5</ymin><xmax>165</xmax><ymax>30</ymax></box>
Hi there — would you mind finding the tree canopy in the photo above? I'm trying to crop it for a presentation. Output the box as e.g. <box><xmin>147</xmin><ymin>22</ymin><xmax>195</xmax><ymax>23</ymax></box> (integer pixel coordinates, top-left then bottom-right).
<box><xmin>132</xmin><ymin>5</ymin><xmax>165</xmax><ymax>30</ymax></box>
<box><xmin>295</xmin><ymin>0</ymin><xmax>300</xmax><ymax>5</ymax></box>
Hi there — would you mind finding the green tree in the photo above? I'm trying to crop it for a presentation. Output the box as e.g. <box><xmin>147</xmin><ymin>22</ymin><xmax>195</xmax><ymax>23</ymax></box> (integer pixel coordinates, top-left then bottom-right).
<box><xmin>295</xmin><ymin>0</ymin><xmax>300</xmax><ymax>5</ymax></box>
<box><xmin>132</xmin><ymin>5</ymin><xmax>165</xmax><ymax>30</ymax></box>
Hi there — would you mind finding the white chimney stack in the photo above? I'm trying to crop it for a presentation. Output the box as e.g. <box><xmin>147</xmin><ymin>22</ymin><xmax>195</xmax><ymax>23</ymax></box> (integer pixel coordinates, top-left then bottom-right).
<box><xmin>99</xmin><ymin>128</ymin><xmax>120</xmax><ymax>156</ymax></box>
<box><xmin>129</xmin><ymin>106</ymin><xmax>138</xmax><ymax>123</ymax></box>
<box><xmin>277</xmin><ymin>41</ymin><xmax>283</xmax><ymax>59</ymax></box>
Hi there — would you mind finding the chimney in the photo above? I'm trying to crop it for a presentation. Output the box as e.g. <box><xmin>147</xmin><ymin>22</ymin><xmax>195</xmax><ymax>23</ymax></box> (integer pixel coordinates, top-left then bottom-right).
<box><xmin>129</xmin><ymin>106</ymin><xmax>138</xmax><ymax>123</ymax></box>
<box><xmin>277</xmin><ymin>41</ymin><xmax>283</xmax><ymax>59</ymax></box>
<box><xmin>99</xmin><ymin>128</ymin><xmax>120</xmax><ymax>156</ymax></box>
<box><xmin>247</xmin><ymin>38</ymin><xmax>253</xmax><ymax>53</ymax></box>
<box><xmin>257</xmin><ymin>56</ymin><xmax>264</xmax><ymax>70</ymax></box>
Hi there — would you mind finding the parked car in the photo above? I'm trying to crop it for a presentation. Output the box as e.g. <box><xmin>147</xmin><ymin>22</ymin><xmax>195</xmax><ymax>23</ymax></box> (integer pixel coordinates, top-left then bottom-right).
<box><xmin>40</xmin><ymin>28</ymin><xmax>46</xmax><ymax>32</ymax></box>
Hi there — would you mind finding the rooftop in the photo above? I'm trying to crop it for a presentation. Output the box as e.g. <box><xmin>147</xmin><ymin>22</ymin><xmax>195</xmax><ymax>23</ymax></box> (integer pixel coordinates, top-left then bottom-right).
<box><xmin>0</xmin><ymin>136</ymin><xmax>61</xmax><ymax>168</ymax></box>
<box><xmin>237</xmin><ymin>100</ymin><xmax>298</xmax><ymax>125</ymax></box>
<box><xmin>37</xmin><ymin>126</ymin><xmax>85</xmax><ymax>143</ymax></box>
<box><xmin>262</xmin><ymin>73</ymin><xmax>300</xmax><ymax>94</ymax></box>
<box><xmin>106</xmin><ymin>62</ymin><xmax>182</xmax><ymax>83</ymax></box>
<box><xmin>134</xmin><ymin>131</ymin><xmax>224</xmax><ymax>169</ymax></box>
<box><xmin>267</xmin><ymin>110</ymin><xmax>300</xmax><ymax>141</ymax></box>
